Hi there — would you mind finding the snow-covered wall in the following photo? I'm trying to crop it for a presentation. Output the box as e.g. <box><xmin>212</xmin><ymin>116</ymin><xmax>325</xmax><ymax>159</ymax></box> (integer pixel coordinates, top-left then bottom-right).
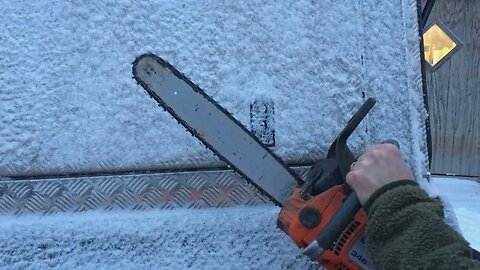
<box><xmin>0</xmin><ymin>0</ymin><xmax>428</xmax><ymax>180</ymax></box>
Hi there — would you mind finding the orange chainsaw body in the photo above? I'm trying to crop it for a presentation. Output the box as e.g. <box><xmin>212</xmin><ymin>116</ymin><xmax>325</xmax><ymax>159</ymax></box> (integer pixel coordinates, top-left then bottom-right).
<box><xmin>275</xmin><ymin>98</ymin><xmax>377</xmax><ymax>269</ymax></box>
<box><xmin>277</xmin><ymin>186</ymin><xmax>369</xmax><ymax>270</ymax></box>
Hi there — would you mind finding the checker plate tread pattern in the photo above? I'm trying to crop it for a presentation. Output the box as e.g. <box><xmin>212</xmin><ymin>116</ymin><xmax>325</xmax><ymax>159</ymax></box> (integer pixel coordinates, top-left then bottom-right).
<box><xmin>0</xmin><ymin>167</ymin><xmax>308</xmax><ymax>215</ymax></box>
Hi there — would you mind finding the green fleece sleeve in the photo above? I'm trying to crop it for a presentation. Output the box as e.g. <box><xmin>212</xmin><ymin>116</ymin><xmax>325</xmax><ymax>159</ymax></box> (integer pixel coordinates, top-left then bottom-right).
<box><xmin>363</xmin><ymin>180</ymin><xmax>480</xmax><ymax>270</ymax></box>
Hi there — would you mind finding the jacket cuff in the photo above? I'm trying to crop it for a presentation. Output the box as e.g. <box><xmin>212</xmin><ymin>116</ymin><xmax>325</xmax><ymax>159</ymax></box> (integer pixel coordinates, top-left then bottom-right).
<box><xmin>363</xmin><ymin>180</ymin><xmax>418</xmax><ymax>212</ymax></box>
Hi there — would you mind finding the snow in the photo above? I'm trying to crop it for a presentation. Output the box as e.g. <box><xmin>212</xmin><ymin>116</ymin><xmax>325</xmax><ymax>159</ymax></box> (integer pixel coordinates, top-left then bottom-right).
<box><xmin>0</xmin><ymin>0</ymin><xmax>428</xmax><ymax>181</ymax></box>
<box><xmin>0</xmin><ymin>206</ymin><xmax>318</xmax><ymax>270</ymax></box>
<box><xmin>428</xmin><ymin>176</ymin><xmax>480</xmax><ymax>251</ymax></box>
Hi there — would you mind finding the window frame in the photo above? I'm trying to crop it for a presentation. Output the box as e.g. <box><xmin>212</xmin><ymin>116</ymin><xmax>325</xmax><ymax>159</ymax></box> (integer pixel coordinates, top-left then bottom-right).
<box><xmin>423</xmin><ymin>20</ymin><xmax>463</xmax><ymax>71</ymax></box>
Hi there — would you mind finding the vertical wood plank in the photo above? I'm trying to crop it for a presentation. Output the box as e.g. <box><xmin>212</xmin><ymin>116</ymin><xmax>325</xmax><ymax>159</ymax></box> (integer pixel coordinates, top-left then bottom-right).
<box><xmin>465</xmin><ymin>0</ymin><xmax>480</xmax><ymax>176</ymax></box>
<box><xmin>425</xmin><ymin>0</ymin><xmax>480</xmax><ymax>176</ymax></box>
<box><xmin>426</xmin><ymin>0</ymin><xmax>463</xmax><ymax>174</ymax></box>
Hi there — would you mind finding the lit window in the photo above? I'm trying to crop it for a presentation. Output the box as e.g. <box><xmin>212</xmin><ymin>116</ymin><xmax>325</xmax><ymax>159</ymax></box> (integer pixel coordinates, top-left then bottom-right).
<box><xmin>423</xmin><ymin>23</ymin><xmax>459</xmax><ymax>67</ymax></box>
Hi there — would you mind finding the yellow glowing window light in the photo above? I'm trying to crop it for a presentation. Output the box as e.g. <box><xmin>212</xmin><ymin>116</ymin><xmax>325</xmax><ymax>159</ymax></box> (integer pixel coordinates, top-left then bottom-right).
<box><xmin>423</xmin><ymin>24</ymin><xmax>457</xmax><ymax>66</ymax></box>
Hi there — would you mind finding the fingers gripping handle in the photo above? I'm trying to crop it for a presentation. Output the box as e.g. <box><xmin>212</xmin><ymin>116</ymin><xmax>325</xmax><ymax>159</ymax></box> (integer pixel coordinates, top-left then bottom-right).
<box><xmin>304</xmin><ymin>140</ymin><xmax>399</xmax><ymax>260</ymax></box>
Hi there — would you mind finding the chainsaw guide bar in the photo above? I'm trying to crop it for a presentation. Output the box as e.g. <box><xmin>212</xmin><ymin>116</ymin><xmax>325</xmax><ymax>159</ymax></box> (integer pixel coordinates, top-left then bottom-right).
<box><xmin>132</xmin><ymin>53</ymin><xmax>302</xmax><ymax>206</ymax></box>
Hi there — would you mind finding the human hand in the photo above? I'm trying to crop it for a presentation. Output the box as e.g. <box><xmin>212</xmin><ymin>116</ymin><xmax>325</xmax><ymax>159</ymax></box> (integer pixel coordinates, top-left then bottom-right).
<box><xmin>346</xmin><ymin>143</ymin><xmax>415</xmax><ymax>205</ymax></box>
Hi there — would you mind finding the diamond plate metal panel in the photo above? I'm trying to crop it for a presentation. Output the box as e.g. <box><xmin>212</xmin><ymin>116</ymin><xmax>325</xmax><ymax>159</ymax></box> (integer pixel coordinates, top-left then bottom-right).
<box><xmin>0</xmin><ymin>166</ymin><xmax>310</xmax><ymax>215</ymax></box>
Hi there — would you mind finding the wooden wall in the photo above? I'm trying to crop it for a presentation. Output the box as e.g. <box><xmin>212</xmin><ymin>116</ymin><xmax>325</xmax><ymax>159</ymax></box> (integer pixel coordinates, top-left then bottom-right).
<box><xmin>423</xmin><ymin>0</ymin><xmax>480</xmax><ymax>176</ymax></box>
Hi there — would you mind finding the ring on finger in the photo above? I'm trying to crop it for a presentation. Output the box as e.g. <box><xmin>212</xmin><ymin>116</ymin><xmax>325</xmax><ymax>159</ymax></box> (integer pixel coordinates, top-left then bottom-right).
<box><xmin>350</xmin><ymin>162</ymin><xmax>357</xmax><ymax>170</ymax></box>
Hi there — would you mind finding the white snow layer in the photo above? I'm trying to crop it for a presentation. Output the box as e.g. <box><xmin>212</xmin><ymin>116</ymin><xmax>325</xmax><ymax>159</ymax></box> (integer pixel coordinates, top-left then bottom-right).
<box><xmin>429</xmin><ymin>176</ymin><xmax>480</xmax><ymax>251</ymax></box>
<box><xmin>0</xmin><ymin>0</ymin><xmax>428</xmax><ymax>180</ymax></box>
<box><xmin>0</xmin><ymin>206</ymin><xmax>319</xmax><ymax>270</ymax></box>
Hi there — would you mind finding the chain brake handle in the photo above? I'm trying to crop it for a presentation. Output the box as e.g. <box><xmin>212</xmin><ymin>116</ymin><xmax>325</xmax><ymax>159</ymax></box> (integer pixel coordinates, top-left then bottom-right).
<box><xmin>329</xmin><ymin>97</ymin><xmax>376</xmax><ymax>182</ymax></box>
<box><xmin>302</xmin><ymin>97</ymin><xmax>377</xmax><ymax>259</ymax></box>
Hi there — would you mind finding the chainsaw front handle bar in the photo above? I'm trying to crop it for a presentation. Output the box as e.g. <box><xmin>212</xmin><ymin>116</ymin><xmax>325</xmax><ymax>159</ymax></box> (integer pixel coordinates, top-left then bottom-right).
<box><xmin>306</xmin><ymin>141</ymin><xmax>401</xmax><ymax>259</ymax></box>
<box><xmin>304</xmin><ymin>98</ymin><xmax>375</xmax><ymax>259</ymax></box>
<box><xmin>303</xmin><ymin>192</ymin><xmax>361</xmax><ymax>259</ymax></box>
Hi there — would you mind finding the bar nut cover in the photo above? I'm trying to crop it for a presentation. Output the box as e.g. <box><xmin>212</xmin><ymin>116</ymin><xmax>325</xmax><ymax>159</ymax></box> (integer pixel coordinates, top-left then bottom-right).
<box><xmin>299</xmin><ymin>206</ymin><xmax>322</xmax><ymax>228</ymax></box>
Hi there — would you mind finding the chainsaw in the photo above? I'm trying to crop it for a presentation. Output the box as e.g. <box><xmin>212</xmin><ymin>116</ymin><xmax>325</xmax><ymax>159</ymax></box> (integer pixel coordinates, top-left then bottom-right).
<box><xmin>133</xmin><ymin>53</ymin><xmax>376</xmax><ymax>270</ymax></box>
